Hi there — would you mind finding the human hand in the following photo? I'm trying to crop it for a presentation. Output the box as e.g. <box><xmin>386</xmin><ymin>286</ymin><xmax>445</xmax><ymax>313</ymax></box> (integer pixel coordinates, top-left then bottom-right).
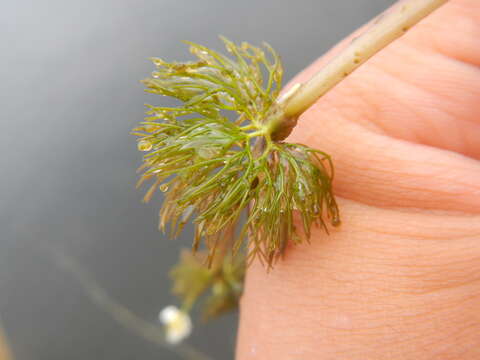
<box><xmin>237</xmin><ymin>1</ymin><xmax>480</xmax><ymax>358</ymax></box>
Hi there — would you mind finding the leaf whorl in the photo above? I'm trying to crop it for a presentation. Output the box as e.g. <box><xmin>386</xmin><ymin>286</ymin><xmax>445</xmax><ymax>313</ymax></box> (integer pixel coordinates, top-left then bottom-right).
<box><xmin>133</xmin><ymin>37</ymin><xmax>339</xmax><ymax>268</ymax></box>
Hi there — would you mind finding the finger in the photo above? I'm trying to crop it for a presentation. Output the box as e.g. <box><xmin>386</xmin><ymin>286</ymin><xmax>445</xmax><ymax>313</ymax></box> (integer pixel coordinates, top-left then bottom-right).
<box><xmin>291</xmin><ymin>110</ymin><xmax>480</xmax><ymax>212</ymax></box>
<box><xmin>238</xmin><ymin>1</ymin><xmax>480</xmax><ymax>359</ymax></box>
<box><xmin>237</xmin><ymin>198</ymin><xmax>480</xmax><ymax>359</ymax></box>
<box><xmin>286</xmin><ymin>0</ymin><xmax>480</xmax><ymax>211</ymax></box>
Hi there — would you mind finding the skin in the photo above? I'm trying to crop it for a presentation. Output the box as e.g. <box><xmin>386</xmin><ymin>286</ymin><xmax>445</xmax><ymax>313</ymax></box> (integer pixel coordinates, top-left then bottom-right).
<box><xmin>237</xmin><ymin>0</ymin><xmax>480</xmax><ymax>359</ymax></box>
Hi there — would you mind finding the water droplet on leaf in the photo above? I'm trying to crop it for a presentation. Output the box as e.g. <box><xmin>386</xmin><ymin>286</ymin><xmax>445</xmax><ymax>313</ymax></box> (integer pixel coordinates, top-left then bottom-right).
<box><xmin>138</xmin><ymin>140</ymin><xmax>153</xmax><ymax>151</ymax></box>
<box><xmin>159</xmin><ymin>184</ymin><xmax>169</xmax><ymax>192</ymax></box>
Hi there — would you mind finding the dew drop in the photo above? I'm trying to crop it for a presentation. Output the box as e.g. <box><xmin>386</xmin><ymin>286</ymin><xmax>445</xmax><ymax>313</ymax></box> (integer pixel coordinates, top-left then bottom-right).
<box><xmin>138</xmin><ymin>140</ymin><xmax>153</xmax><ymax>151</ymax></box>
<box><xmin>159</xmin><ymin>184</ymin><xmax>169</xmax><ymax>192</ymax></box>
<box><xmin>332</xmin><ymin>215</ymin><xmax>341</xmax><ymax>227</ymax></box>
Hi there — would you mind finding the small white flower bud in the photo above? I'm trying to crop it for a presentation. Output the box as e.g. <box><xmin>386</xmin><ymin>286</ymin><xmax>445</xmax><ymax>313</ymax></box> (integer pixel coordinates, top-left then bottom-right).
<box><xmin>159</xmin><ymin>305</ymin><xmax>192</xmax><ymax>344</ymax></box>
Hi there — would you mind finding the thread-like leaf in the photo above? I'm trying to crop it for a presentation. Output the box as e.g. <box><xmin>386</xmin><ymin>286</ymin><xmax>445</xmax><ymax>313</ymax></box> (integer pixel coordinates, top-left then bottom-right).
<box><xmin>133</xmin><ymin>38</ymin><xmax>339</xmax><ymax>268</ymax></box>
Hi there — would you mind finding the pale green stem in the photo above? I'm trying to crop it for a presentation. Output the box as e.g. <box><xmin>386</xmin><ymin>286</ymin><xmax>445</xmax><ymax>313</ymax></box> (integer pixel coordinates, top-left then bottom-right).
<box><xmin>49</xmin><ymin>248</ymin><xmax>213</xmax><ymax>360</ymax></box>
<box><xmin>281</xmin><ymin>0</ymin><xmax>450</xmax><ymax>118</ymax></box>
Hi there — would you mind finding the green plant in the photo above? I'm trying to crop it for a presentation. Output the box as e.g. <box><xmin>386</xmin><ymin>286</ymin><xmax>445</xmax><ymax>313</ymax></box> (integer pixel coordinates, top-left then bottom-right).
<box><xmin>133</xmin><ymin>37</ymin><xmax>339</xmax><ymax>269</ymax></box>
<box><xmin>132</xmin><ymin>0</ymin><xmax>449</xmax><ymax>344</ymax></box>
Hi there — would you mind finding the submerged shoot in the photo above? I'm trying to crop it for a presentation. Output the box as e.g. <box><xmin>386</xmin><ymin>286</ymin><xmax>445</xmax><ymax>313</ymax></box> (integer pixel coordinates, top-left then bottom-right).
<box><xmin>133</xmin><ymin>37</ymin><xmax>339</xmax><ymax>269</ymax></box>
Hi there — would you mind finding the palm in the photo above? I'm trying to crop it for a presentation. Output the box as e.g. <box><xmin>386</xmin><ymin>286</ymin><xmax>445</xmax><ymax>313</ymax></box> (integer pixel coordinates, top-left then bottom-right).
<box><xmin>238</xmin><ymin>1</ymin><xmax>480</xmax><ymax>359</ymax></box>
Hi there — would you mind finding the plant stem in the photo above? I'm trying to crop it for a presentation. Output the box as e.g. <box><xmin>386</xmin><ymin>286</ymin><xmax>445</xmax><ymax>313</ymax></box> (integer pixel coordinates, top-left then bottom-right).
<box><xmin>280</xmin><ymin>0</ymin><xmax>449</xmax><ymax>120</ymax></box>
<box><xmin>50</xmin><ymin>248</ymin><xmax>213</xmax><ymax>360</ymax></box>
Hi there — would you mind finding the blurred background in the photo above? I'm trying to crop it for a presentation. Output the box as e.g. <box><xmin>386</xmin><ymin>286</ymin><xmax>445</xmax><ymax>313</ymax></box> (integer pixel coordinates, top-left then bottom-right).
<box><xmin>1</xmin><ymin>0</ymin><xmax>394</xmax><ymax>359</ymax></box>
